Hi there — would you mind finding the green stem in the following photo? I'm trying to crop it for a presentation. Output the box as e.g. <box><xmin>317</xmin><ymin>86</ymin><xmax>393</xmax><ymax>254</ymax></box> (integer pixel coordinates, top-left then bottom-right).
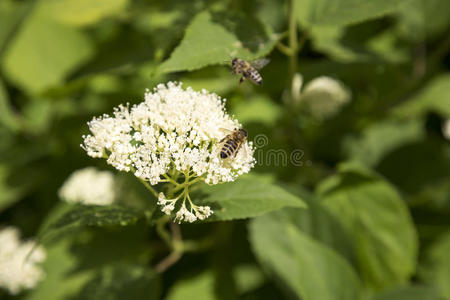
<box><xmin>187</xmin><ymin>176</ymin><xmax>205</xmax><ymax>186</ymax></box>
<box><xmin>288</xmin><ymin>0</ymin><xmax>298</xmax><ymax>82</ymax></box>
<box><xmin>276</xmin><ymin>41</ymin><xmax>293</xmax><ymax>56</ymax></box>
<box><xmin>154</xmin><ymin>251</ymin><xmax>182</xmax><ymax>273</ymax></box>
<box><xmin>154</xmin><ymin>222</ymin><xmax>183</xmax><ymax>273</ymax></box>
<box><xmin>156</xmin><ymin>216</ymin><xmax>172</xmax><ymax>248</ymax></box>
<box><xmin>162</xmin><ymin>174</ymin><xmax>181</xmax><ymax>187</ymax></box>
<box><xmin>138</xmin><ymin>178</ymin><xmax>159</xmax><ymax>198</ymax></box>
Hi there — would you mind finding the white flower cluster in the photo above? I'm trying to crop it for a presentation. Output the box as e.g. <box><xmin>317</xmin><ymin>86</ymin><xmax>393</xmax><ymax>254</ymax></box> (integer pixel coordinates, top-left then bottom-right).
<box><xmin>158</xmin><ymin>193</ymin><xmax>213</xmax><ymax>223</ymax></box>
<box><xmin>81</xmin><ymin>82</ymin><xmax>255</xmax><ymax>221</ymax></box>
<box><xmin>0</xmin><ymin>227</ymin><xmax>46</xmax><ymax>295</ymax></box>
<box><xmin>294</xmin><ymin>74</ymin><xmax>351</xmax><ymax>119</ymax></box>
<box><xmin>59</xmin><ymin>167</ymin><xmax>116</xmax><ymax>206</ymax></box>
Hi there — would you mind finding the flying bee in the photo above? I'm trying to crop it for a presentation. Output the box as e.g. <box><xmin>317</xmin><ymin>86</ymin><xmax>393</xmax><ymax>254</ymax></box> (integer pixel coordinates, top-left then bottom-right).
<box><xmin>230</xmin><ymin>58</ymin><xmax>270</xmax><ymax>85</ymax></box>
<box><xmin>218</xmin><ymin>128</ymin><xmax>248</xmax><ymax>159</ymax></box>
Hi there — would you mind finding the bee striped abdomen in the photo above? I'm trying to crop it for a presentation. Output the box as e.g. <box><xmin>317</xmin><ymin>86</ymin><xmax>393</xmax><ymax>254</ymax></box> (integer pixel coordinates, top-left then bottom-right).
<box><xmin>248</xmin><ymin>70</ymin><xmax>263</xmax><ymax>85</ymax></box>
<box><xmin>220</xmin><ymin>140</ymin><xmax>238</xmax><ymax>158</ymax></box>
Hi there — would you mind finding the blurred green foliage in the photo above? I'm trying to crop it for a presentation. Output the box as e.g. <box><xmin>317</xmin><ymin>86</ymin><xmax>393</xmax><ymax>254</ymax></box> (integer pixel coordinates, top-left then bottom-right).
<box><xmin>0</xmin><ymin>0</ymin><xmax>449</xmax><ymax>299</ymax></box>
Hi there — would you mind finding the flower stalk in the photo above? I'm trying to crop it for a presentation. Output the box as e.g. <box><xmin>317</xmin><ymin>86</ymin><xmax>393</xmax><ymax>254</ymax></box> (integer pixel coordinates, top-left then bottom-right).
<box><xmin>288</xmin><ymin>0</ymin><xmax>299</xmax><ymax>82</ymax></box>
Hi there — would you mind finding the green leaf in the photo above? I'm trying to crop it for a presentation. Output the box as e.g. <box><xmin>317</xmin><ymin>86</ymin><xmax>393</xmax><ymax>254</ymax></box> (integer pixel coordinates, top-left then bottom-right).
<box><xmin>1</xmin><ymin>14</ymin><xmax>93</xmax><ymax>93</ymax></box>
<box><xmin>420</xmin><ymin>231</ymin><xmax>450</xmax><ymax>300</ymax></box>
<box><xmin>344</xmin><ymin>119</ymin><xmax>425</xmax><ymax>167</ymax></box>
<box><xmin>39</xmin><ymin>205</ymin><xmax>143</xmax><ymax>243</ymax></box>
<box><xmin>157</xmin><ymin>11</ymin><xmax>277</xmax><ymax>73</ymax></box>
<box><xmin>0</xmin><ymin>0</ymin><xmax>28</xmax><ymax>52</ymax></box>
<box><xmin>167</xmin><ymin>272</ymin><xmax>215</xmax><ymax>300</ymax></box>
<box><xmin>310</xmin><ymin>25</ymin><xmax>409</xmax><ymax>63</ymax></box>
<box><xmin>309</xmin><ymin>26</ymin><xmax>372</xmax><ymax>62</ymax></box>
<box><xmin>373</xmin><ymin>285</ymin><xmax>440</xmax><ymax>300</ymax></box>
<box><xmin>318</xmin><ymin>162</ymin><xmax>418</xmax><ymax>289</ymax></box>
<box><xmin>231</xmin><ymin>95</ymin><xmax>283</xmax><ymax>127</ymax></box>
<box><xmin>375</xmin><ymin>137</ymin><xmax>450</xmax><ymax>195</ymax></box>
<box><xmin>296</xmin><ymin>0</ymin><xmax>407</xmax><ymax>27</ymax></box>
<box><xmin>181</xmin><ymin>68</ymin><xmax>238</xmax><ymax>97</ymax></box>
<box><xmin>25</xmin><ymin>239</ymin><xmax>93</xmax><ymax>300</ymax></box>
<box><xmin>0</xmin><ymin>165</ymin><xmax>26</xmax><ymax>212</ymax></box>
<box><xmin>249</xmin><ymin>209</ymin><xmax>363</xmax><ymax>300</ymax></box>
<box><xmin>283</xmin><ymin>184</ymin><xmax>355</xmax><ymax>263</ymax></box>
<box><xmin>27</xmin><ymin>227</ymin><xmax>155</xmax><ymax>300</ymax></box>
<box><xmin>76</xmin><ymin>264</ymin><xmax>160</xmax><ymax>300</ymax></box>
<box><xmin>232</xmin><ymin>264</ymin><xmax>265</xmax><ymax>294</ymax></box>
<box><xmin>0</xmin><ymin>79</ymin><xmax>20</xmax><ymax>132</ymax></box>
<box><xmin>396</xmin><ymin>0</ymin><xmax>450</xmax><ymax>41</ymax></box>
<box><xmin>366</xmin><ymin>31</ymin><xmax>409</xmax><ymax>63</ymax></box>
<box><xmin>200</xmin><ymin>178</ymin><xmax>307</xmax><ymax>221</ymax></box>
<box><xmin>392</xmin><ymin>74</ymin><xmax>450</xmax><ymax>118</ymax></box>
<box><xmin>35</xmin><ymin>0</ymin><xmax>129</xmax><ymax>27</ymax></box>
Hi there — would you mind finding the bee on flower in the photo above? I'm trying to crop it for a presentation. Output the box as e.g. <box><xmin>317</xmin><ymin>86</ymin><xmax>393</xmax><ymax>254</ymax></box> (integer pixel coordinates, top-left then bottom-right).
<box><xmin>81</xmin><ymin>82</ymin><xmax>255</xmax><ymax>222</ymax></box>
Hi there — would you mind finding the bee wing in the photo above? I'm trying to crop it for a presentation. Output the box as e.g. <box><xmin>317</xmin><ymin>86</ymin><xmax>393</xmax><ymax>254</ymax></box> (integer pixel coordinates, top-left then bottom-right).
<box><xmin>233</xmin><ymin>141</ymin><xmax>248</xmax><ymax>158</ymax></box>
<box><xmin>219</xmin><ymin>127</ymin><xmax>234</xmax><ymax>135</ymax></box>
<box><xmin>250</xmin><ymin>58</ymin><xmax>270</xmax><ymax>70</ymax></box>
<box><xmin>218</xmin><ymin>128</ymin><xmax>233</xmax><ymax>143</ymax></box>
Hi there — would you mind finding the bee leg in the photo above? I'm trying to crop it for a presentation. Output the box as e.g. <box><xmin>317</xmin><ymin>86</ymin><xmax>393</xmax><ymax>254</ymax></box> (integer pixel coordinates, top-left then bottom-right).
<box><xmin>239</xmin><ymin>77</ymin><xmax>245</xmax><ymax>84</ymax></box>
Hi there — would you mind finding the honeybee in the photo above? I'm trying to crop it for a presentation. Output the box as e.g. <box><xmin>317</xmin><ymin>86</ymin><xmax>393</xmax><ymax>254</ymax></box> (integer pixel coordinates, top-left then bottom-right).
<box><xmin>230</xmin><ymin>58</ymin><xmax>270</xmax><ymax>85</ymax></box>
<box><xmin>218</xmin><ymin>128</ymin><xmax>248</xmax><ymax>159</ymax></box>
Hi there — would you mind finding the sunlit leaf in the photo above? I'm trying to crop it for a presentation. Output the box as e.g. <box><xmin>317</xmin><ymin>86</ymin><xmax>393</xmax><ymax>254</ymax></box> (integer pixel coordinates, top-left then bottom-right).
<box><xmin>200</xmin><ymin>178</ymin><xmax>307</xmax><ymax>221</ymax></box>
<box><xmin>36</xmin><ymin>0</ymin><xmax>129</xmax><ymax>27</ymax></box>
<box><xmin>296</xmin><ymin>0</ymin><xmax>407</xmax><ymax>26</ymax></box>
<box><xmin>158</xmin><ymin>11</ymin><xmax>278</xmax><ymax>73</ymax></box>
<box><xmin>249</xmin><ymin>209</ymin><xmax>363</xmax><ymax>300</ymax></box>
<box><xmin>420</xmin><ymin>231</ymin><xmax>450</xmax><ymax>300</ymax></box>
<box><xmin>396</xmin><ymin>0</ymin><xmax>450</xmax><ymax>41</ymax></box>
<box><xmin>1</xmin><ymin>14</ymin><xmax>93</xmax><ymax>93</ymax></box>
<box><xmin>25</xmin><ymin>239</ymin><xmax>92</xmax><ymax>300</ymax></box>
<box><xmin>373</xmin><ymin>285</ymin><xmax>440</xmax><ymax>300</ymax></box>
<box><xmin>318</xmin><ymin>162</ymin><xmax>418</xmax><ymax>289</ymax></box>
<box><xmin>0</xmin><ymin>0</ymin><xmax>28</xmax><ymax>51</ymax></box>
<box><xmin>309</xmin><ymin>26</ymin><xmax>372</xmax><ymax>62</ymax></box>
<box><xmin>167</xmin><ymin>272</ymin><xmax>215</xmax><ymax>300</ymax></box>
<box><xmin>232</xmin><ymin>265</ymin><xmax>265</xmax><ymax>294</ymax></box>
<box><xmin>231</xmin><ymin>95</ymin><xmax>283</xmax><ymax>127</ymax></box>
<box><xmin>393</xmin><ymin>74</ymin><xmax>450</xmax><ymax>118</ymax></box>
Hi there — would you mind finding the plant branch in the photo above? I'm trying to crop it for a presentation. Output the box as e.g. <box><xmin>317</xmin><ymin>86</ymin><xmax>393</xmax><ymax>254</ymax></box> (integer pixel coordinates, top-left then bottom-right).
<box><xmin>288</xmin><ymin>0</ymin><xmax>299</xmax><ymax>82</ymax></box>
<box><xmin>138</xmin><ymin>178</ymin><xmax>159</xmax><ymax>198</ymax></box>
<box><xmin>276</xmin><ymin>41</ymin><xmax>293</xmax><ymax>56</ymax></box>
<box><xmin>155</xmin><ymin>216</ymin><xmax>172</xmax><ymax>248</ymax></box>
<box><xmin>154</xmin><ymin>251</ymin><xmax>183</xmax><ymax>273</ymax></box>
<box><xmin>154</xmin><ymin>221</ymin><xmax>184</xmax><ymax>273</ymax></box>
<box><xmin>162</xmin><ymin>174</ymin><xmax>181</xmax><ymax>187</ymax></box>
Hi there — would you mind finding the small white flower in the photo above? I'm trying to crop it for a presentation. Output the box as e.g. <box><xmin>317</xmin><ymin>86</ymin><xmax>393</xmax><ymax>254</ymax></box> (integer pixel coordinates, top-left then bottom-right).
<box><xmin>59</xmin><ymin>167</ymin><xmax>116</xmax><ymax>206</ymax></box>
<box><xmin>0</xmin><ymin>227</ymin><xmax>46</xmax><ymax>295</ymax></box>
<box><xmin>82</xmin><ymin>82</ymin><xmax>255</xmax><ymax>221</ymax></box>
<box><xmin>158</xmin><ymin>193</ymin><xmax>177</xmax><ymax>215</ymax></box>
<box><xmin>295</xmin><ymin>75</ymin><xmax>351</xmax><ymax>119</ymax></box>
<box><xmin>161</xmin><ymin>203</ymin><xmax>175</xmax><ymax>215</ymax></box>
